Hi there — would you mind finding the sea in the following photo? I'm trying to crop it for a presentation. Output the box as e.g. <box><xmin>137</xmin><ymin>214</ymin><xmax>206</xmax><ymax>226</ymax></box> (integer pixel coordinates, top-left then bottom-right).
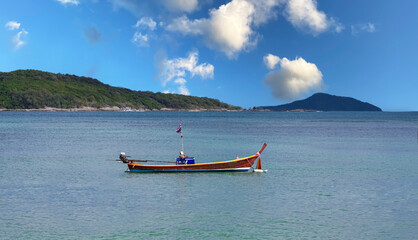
<box><xmin>0</xmin><ymin>111</ymin><xmax>417</xmax><ymax>239</ymax></box>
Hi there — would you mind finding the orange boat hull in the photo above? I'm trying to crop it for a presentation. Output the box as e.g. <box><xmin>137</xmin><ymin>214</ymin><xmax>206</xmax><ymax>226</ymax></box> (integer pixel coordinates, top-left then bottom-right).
<box><xmin>127</xmin><ymin>154</ymin><xmax>259</xmax><ymax>172</ymax></box>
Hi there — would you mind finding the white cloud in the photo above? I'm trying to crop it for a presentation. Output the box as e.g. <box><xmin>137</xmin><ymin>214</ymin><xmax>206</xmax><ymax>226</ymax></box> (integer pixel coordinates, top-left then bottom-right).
<box><xmin>166</xmin><ymin>0</ymin><xmax>258</xmax><ymax>58</ymax></box>
<box><xmin>163</xmin><ymin>0</ymin><xmax>198</xmax><ymax>13</ymax></box>
<box><xmin>177</xmin><ymin>85</ymin><xmax>190</xmax><ymax>95</ymax></box>
<box><xmin>205</xmin><ymin>0</ymin><xmax>257</xmax><ymax>57</ymax></box>
<box><xmin>158</xmin><ymin>51</ymin><xmax>214</xmax><ymax>95</ymax></box>
<box><xmin>174</xmin><ymin>78</ymin><xmax>187</xmax><ymax>85</ymax></box>
<box><xmin>12</xmin><ymin>29</ymin><xmax>28</xmax><ymax>50</ymax></box>
<box><xmin>285</xmin><ymin>0</ymin><xmax>343</xmax><ymax>35</ymax></box>
<box><xmin>174</xmin><ymin>78</ymin><xmax>190</xmax><ymax>95</ymax></box>
<box><xmin>56</xmin><ymin>0</ymin><xmax>80</xmax><ymax>6</ymax></box>
<box><xmin>132</xmin><ymin>17</ymin><xmax>157</xmax><ymax>48</ymax></box>
<box><xmin>264</xmin><ymin>55</ymin><xmax>323</xmax><ymax>101</ymax></box>
<box><xmin>132</xmin><ymin>32</ymin><xmax>149</xmax><ymax>47</ymax></box>
<box><xmin>135</xmin><ymin>17</ymin><xmax>157</xmax><ymax>31</ymax></box>
<box><xmin>165</xmin><ymin>15</ymin><xmax>204</xmax><ymax>35</ymax></box>
<box><xmin>161</xmin><ymin>51</ymin><xmax>214</xmax><ymax>85</ymax></box>
<box><xmin>351</xmin><ymin>22</ymin><xmax>376</xmax><ymax>35</ymax></box>
<box><xmin>263</xmin><ymin>53</ymin><xmax>281</xmax><ymax>69</ymax></box>
<box><xmin>5</xmin><ymin>21</ymin><xmax>21</xmax><ymax>30</ymax></box>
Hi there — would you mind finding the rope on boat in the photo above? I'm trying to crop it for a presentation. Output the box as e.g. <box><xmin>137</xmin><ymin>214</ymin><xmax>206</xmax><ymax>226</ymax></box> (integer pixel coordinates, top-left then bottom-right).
<box><xmin>129</xmin><ymin>159</ymin><xmax>177</xmax><ymax>164</ymax></box>
<box><xmin>246</xmin><ymin>155</ymin><xmax>258</xmax><ymax>171</ymax></box>
<box><xmin>118</xmin><ymin>159</ymin><xmax>177</xmax><ymax>164</ymax></box>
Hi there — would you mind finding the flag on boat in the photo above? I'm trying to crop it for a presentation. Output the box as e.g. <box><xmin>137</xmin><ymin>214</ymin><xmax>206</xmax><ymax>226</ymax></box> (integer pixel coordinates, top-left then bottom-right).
<box><xmin>176</xmin><ymin>124</ymin><xmax>182</xmax><ymax>133</ymax></box>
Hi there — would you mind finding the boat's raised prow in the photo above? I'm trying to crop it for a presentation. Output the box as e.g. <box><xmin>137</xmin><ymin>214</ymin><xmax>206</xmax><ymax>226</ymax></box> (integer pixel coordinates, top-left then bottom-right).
<box><xmin>121</xmin><ymin>143</ymin><xmax>267</xmax><ymax>173</ymax></box>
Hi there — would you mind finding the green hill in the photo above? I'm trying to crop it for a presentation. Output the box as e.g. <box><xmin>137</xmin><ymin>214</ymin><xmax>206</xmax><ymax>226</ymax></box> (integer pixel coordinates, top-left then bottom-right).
<box><xmin>0</xmin><ymin>70</ymin><xmax>240</xmax><ymax>111</ymax></box>
<box><xmin>259</xmin><ymin>93</ymin><xmax>382</xmax><ymax>111</ymax></box>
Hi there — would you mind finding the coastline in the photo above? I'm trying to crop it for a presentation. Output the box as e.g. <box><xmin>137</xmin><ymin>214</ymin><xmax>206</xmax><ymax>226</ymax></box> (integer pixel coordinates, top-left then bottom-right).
<box><xmin>0</xmin><ymin>106</ymin><xmax>238</xmax><ymax>112</ymax></box>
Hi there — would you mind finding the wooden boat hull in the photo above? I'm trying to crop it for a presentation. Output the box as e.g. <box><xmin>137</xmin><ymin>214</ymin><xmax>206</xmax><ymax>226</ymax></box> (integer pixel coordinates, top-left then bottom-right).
<box><xmin>127</xmin><ymin>154</ymin><xmax>259</xmax><ymax>173</ymax></box>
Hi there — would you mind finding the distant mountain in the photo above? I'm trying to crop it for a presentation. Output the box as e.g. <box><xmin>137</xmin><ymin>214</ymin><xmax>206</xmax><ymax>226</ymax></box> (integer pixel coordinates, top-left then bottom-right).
<box><xmin>259</xmin><ymin>93</ymin><xmax>382</xmax><ymax>111</ymax></box>
<box><xmin>0</xmin><ymin>70</ymin><xmax>240</xmax><ymax>111</ymax></box>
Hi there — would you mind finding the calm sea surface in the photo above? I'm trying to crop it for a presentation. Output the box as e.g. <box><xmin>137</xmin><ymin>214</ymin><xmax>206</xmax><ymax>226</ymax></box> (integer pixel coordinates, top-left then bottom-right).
<box><xmin>0</xmin><ymin>111</ymin><xmax>417</xmax><ymax>239</ymax></box>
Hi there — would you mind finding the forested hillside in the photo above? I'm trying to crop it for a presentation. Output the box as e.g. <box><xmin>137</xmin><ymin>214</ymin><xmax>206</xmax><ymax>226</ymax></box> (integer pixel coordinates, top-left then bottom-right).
<box><xmin>0</xmin><ymin>70</ymin><xmax>240</xmax><ymax>110</ymax></box>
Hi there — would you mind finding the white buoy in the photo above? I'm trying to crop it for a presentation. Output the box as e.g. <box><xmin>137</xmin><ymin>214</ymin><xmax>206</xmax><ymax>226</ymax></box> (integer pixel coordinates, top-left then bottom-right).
<box><xmin>254</xmin><ymin>169</ymin><xmax>268</xmax><ymax>173</ymax></box>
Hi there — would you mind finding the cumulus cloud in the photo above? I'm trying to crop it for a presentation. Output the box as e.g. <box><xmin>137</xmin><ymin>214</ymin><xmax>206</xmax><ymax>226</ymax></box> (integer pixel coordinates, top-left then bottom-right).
<box><xmin>12</xmin><ymin>29</ymin><xmax>28</xmax><ymax>50</ymax></box>
<box><xmin>263</xmin><ymin>53</ymin><xmax>281</xmax><ymax>69</ymax></box>
<box><xmin>264</xmin><ymin>54</ymin><xmax>323</xmax><ymax>101</ymax></box>
<box><xmin>84</xmin><ymin>26</ymin><xmax>101</xmax><ymax>44</ymax></box>
<box><xmin>205</xmin><ymin>0</ymin><xmax>257</xmax><ymax>57</ymax></box>
<box><xmin>5</xmin><ymin>21</ymin><xmax>21</xmax><ymax>30</ymax></box>
<box><xmin>135</xmin><ymin>17</ymin><xmax>157</xmax><ymax>30</ymax></box>
<box><xmin>163</xmin><ymin>0</ymin><xmax>198</xmax><ymax>13</ymax></box>
<box><xmin>285</xmin><ymin>0</ymin><xmax>343</xmax><ymax>35</ymax></box>
<box><xmin>166</xmin><ymin>0</ymin><xmax>258</xmax><ymax>58</ymax></box>
<box><xmin>158</xmin><ymin>51</ymin><xmax>214</xmax><ymax>95</ymax></box>
<box><xmin>351</xmin><ymin>22</ymin><xmax>376</xmax><ymax>35</ymax></box>
<box><xmin>56</xmin><ymin>0</ymin><xmax>80</xmax><ymax>6</ymax></box>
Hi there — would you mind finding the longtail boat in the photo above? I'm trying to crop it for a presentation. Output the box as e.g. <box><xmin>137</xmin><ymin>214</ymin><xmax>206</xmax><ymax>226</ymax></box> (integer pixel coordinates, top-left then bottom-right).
<box><xmin>119</xmin><ymin>143</ymin><xmax>267</xmax><ymax>173</ymax></box>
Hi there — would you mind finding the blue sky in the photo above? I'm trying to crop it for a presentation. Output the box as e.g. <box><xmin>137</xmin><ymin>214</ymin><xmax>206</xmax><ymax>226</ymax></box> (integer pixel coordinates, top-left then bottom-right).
<box><xmin>1</xmin><ymin>0</ymin><xmax>417</xmax><ymax>111</ymax></box>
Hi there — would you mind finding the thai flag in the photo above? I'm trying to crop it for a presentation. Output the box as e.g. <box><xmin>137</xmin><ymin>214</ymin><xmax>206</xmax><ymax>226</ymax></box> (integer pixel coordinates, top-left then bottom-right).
<box><xmin>176</xmin><ymin>124</ymin><xmax>182</xmax><ymax>133</ymax></box>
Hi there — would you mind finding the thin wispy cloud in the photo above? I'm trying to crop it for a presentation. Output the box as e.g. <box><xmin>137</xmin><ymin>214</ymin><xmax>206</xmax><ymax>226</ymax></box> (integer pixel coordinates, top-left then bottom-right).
<box><xmin>264</xmin><ymin>54</ymin><xmax>323</xmax><ymax>101</ymax></box>
<box><xmin>132</xmin><ymin>32</ymin><xmax>149</xmax><ymax>47</ymax></box>
<box><xmin>158</xmin><ymin>51</ymin><xmax>214</xmax><ymax>95</ymax></box>
<box><xmin>351</xmin><ymin>23</ymin><xmax>376</xmax><ymax>35</ymax></box>
<box><xmin>248</xmin><ymin>0</ymin><xmax>284</xmax><ymax>26</ymax></box>
<box><xmin>5</xmin><ymin>21</ymin><xmax>21</xmax><ymax>30</ymax></box>
<box><xmin>56</xmin><ymin>0</ymin><xmax>80</xmax><ymax>6</ymax></box>
<box><xmin>132</xmin><ymin>17</ymin><xmax>157</xmax><ymax>47</ymax></box>
<box><xmin>109</xmin><ymin>0</ymin><xmax>140</xmax><ymax>16</ymax></box>
<box><xmin>135</xmin><ymin>17</ymin><xmax>157</xmax><ymax>30</ymax></box>
<box><xmin>5</xmin><ymin>21</ymin><xmax>28</xmax><ymax>50</ymax></box>
<box><xmin>12</xmin><ymin>29</ymin><xmax>28</xmax><ymax>50</ymax></box>
<box><xmin>163</xmin><ymin>0</ymin><xmax>198</xmax><ymax>13</ymax></box>
<box><xmin>110</xmin><ymin>0</ymin><xmax>195</xmax><ymax>17</ymax></box>
<box><xmin>174</xmin><ymin>78</ymin><xmax>190</xmax><ymax>95</ymax></box>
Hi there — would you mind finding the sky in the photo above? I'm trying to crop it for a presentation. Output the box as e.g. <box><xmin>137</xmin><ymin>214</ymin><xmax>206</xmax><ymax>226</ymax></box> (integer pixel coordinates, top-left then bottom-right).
<box><xmin>1</xmin><ymin>0</ymin><xmax>417</xmax><ymax>111</ymax></box>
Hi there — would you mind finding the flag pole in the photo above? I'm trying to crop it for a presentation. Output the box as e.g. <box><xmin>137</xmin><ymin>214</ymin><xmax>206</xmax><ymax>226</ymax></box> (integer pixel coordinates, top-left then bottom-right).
<box><xmin>181</xmin><ymin>132</ymin><xmax>184</xmax><ymax>152</ymax></box>
<box><xmin>176</xmin><ymin>124</ymin><xmax>184</xmax><ymax>153</ymax></box>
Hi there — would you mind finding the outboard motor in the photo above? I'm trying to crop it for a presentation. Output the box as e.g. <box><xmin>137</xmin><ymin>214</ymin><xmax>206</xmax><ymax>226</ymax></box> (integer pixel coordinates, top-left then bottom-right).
<box><xmin>119</xmin><ymin>152</ymin><xmax>128</xmax><ymax>163</ymax></box>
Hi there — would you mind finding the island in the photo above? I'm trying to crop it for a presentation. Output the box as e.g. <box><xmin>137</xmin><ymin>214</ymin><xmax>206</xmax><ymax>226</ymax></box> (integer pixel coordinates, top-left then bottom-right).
<box><xmin>0</xmin><ymin>70</ymin><xmax>241</xmax><ymax>111</ymax></box>
<box><xmin>258</xmin><ymin>93</ymin><xmax>382</xmax><ymax>112</ymax></box>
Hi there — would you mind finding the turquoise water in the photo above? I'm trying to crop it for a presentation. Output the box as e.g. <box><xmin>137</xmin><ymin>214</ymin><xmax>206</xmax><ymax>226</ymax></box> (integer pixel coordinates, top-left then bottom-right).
<box><xmin>1</xmin><ymin>111</ymin><xmax>417</xmax><ymax>239</ymax></box>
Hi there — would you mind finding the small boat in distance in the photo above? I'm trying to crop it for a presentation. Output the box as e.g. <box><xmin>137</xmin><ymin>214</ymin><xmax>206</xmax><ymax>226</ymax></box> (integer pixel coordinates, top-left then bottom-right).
<box><xmin>119</xmin><ymin>143</ymin><xmax>267</xmax><ymax>173</ymax></box>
